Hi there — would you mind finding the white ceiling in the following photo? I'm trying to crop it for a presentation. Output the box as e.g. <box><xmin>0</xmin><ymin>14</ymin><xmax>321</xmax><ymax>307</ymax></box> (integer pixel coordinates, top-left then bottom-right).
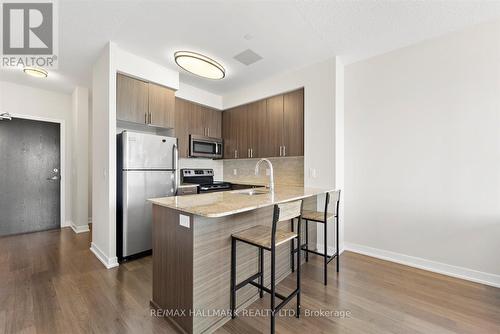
<box><xmin>2</xmin><ymin>0</ymin><xmax>500</xmax><ymax>95</ymax></box>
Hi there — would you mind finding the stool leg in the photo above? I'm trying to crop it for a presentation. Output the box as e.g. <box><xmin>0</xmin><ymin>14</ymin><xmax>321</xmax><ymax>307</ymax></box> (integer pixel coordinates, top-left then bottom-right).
<box><xmin>336</xmin><ymin>214</ymin><xmax>340</xmax><ymax>273</ymax></box>
<box><xmin>296</xmin><ymin>234</ymin><xmax>301</xmax><ymax>318</ymax></box>
<box><xmin>290</xmin><ymin>219</ymin><xmax>295</xmax><ymax>272</ymax></box>
<box><xmin>270</xmin><ymin>245</ymin><xmax>276</xmax><ymax>334</ymax></box>
<box><xmin>305</xmin><ymin>220</ymin><xmax>309</xmax><ymax>262</ymax></box>
<box><xmin>230</xmin><ymin>237</ymin><xmax>236</xmax><ymax>318</ymax></box>
<box><xmin>324</xmin><ymin>221</ymin><xmax>328</xmax><ymax>286</ymax></box>
<box><xmin>259</xmin><ymin>247</ymin><xmax>264</xmax><ymax>298</ymax></box>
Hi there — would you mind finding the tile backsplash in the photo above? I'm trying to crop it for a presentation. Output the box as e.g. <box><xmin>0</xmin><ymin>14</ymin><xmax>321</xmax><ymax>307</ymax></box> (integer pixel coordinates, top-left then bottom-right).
<box><xmin>223</xmin><ymin>156</ymin><xmax>304</xmax><ymax>186</ymax></box>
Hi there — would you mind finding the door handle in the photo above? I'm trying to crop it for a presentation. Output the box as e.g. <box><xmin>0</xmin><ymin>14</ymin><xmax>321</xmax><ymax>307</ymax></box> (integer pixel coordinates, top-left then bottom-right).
<box><xmin>47</xmin><ymin>175</ymin><xmax>61</xmax><ymax>181</ymax></box>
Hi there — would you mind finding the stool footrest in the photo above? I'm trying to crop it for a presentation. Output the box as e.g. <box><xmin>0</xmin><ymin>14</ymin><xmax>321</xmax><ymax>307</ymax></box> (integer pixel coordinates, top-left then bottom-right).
<box><xmin>235</xmin><ymin>272</ymin><xmax>261</xmax><ymax>291</ymax></box>
<box><xmin>292</xmin><ymin>245</ymin><xmax>338</xmax><ymax>260</ymax></box>
<box><xmin>248</xmin><ymin>281</ymin><xmax>287</xmax><ymax>300</ymax></box>
<box><xmin>275</xmin><ymin>288</ymin><xmax>299</xmax><ymax>313</ymax></box>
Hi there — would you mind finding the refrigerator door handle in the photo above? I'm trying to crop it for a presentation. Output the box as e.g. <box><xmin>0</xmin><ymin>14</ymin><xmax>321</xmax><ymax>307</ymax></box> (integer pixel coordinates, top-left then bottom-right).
<box><xmin>173</xmin><ymin>143</ymin><xmax>179</xmax><ymax>195</ymax></box>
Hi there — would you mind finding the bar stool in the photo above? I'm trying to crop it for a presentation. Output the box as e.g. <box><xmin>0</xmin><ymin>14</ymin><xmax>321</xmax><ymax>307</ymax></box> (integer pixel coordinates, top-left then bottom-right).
<box><xmin>290</xmin><ymin>190</ymin><xmax>341</xmax><ymax>285</ymax></box>
<box><xmin>230</xmin><ymin>200</ymin><xmax>303</xmax><ymax>334</ymax></box>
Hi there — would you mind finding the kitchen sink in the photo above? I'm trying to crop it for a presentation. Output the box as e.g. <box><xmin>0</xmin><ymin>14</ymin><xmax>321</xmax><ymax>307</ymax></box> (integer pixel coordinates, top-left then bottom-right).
<box><xmin>231</xmin><ymin>188</ymin><xmax>270</xmax><ymax>196</ymax></box>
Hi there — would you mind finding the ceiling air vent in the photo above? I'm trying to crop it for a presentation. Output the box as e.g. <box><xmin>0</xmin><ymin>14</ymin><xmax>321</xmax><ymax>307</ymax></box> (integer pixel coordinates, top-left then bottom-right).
<box><xmin>233</xmin><ymin>49</ymin><xmax>263</xmax><ymax>66</ymax></box>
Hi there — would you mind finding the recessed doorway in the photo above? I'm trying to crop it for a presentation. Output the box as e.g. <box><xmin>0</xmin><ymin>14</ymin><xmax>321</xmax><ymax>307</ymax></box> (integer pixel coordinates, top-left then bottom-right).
<box><xmin>0</xmin><ymin>117</ymin><xmax>62</xmax><ymax>236</ymax></box>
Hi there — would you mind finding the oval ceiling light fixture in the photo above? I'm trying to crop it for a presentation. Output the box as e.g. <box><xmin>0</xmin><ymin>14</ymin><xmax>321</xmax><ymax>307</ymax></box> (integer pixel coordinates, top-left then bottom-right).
<box><xmin>23</xmin><ymin>66</ymin><xmax>48</xmax><ymax>78</ymax></box>
<box><xmin>174</xmin><ymin>51</ymin><xmax>225</xmax><ymax>80</ymax></box>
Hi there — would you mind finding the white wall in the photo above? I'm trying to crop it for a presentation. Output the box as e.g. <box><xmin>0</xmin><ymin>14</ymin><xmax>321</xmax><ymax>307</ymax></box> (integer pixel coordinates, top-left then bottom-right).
<box><xmin>345</xmin><ymin>20</ymin><xmax>500</xmax><ymax>287</ymax></box>
<box><xmin>0</xmin><ymin>81</ymin><xmax>72</xmax><ymax>227</ymax></box>
<box><xmin>223</xmin><ymin>57</ymin><xmax>342</xmax><ymax>252</ymax></box>
<box><xmin>71</xmin><ymin>87</ymin><xmax>90</xmax><ymax>232</ymax></box>
<box><xmin>91</xmin><ymin>43</ymin><xmax>179</xmax><ymax>268</ymax></box>
<box><xmin>91</xmin><ymin>44</ymin><xmax>116</xmax><ymax>268</ymax></box>
<box><xmin>176</xmin><ymin>82</ymin><xmax>223</xmax><ymax>110</ymax></box>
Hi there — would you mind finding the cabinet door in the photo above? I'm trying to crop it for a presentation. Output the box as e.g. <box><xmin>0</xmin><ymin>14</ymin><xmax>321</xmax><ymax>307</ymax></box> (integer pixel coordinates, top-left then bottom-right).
<box><xmin>204</xmin><ymin>107</ymin><xmax>222</xmax><ymax>138</ymax></box>
<box><xmin>264</xmin><ymin>95</ymin><xmax>284</xmax><ymax>158</ymax></box>
<box><xmin>222</xmin><ymin>109</ymin><xmax>234</xmax><ymax>159</ymax></box>
<box><xmin>198</xmin><ymin>105</ymin><xmax>221</xmax><ymax>138</ymax></box>
<box><xmin>116</xmin><ymin>73</ymin><xmax>149</xmax><ymax>124</ymax></box>
<box><xmin>148</xmin><ymin>82</ymin><xmax>175</xmax><ymax>128</ymax></box>
<box><xmin>234</xmin><ymin>105</ymin><xmax>249</xmax><ymax>159</ymax></box>
<box><xmin>283</xmin><ymin>89</ymin><xmax>304</xmax><ymax>156</ymax></box>
<box><xmin>174</xmin><ymin>98</ymin><xmax>193</xmax><ymax>158</ymax></box>
<box><xmin>189</xmin><ymin>104</ymin><xmax>207</xmax><ymax>137</ymax></box>
<box><xmin>247</xmin><ymin>100</ymin><xmax>266</xmax><ymax>158</ymax></box>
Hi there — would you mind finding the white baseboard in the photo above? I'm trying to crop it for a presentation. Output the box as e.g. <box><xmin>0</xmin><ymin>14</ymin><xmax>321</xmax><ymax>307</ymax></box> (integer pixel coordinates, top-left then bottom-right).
<box><xmin>90</xmin><ymin>242</ymin><xmax>119</xmax><ymax>269</ymax></box>
<box><xmin>344</xmin><ymin>242</ymin><xmax>500</xmax><ymax>288</ymax></box>
<box><xmin>71</xmin><ymin>222</ymin><xmax>90</xmax><ymax>234</ymax></box>
<box><xmin>62</xmin><ymin>220</ymin><xmax>71</xmax><ymax>228</ymax></box>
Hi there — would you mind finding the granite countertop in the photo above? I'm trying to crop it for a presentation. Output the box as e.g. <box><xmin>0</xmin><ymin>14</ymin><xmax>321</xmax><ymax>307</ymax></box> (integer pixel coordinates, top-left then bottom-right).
<box><xmin>148</xmin><ymin>185</ymin><xmax>332</xmax><ymax>218</ymax></box>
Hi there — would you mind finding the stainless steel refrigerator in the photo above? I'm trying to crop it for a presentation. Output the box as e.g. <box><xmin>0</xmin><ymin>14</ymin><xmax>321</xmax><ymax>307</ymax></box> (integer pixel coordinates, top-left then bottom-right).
<box><xmin>117</xmin><ymin>131</ymin><xmax>178</xmax><ymax>261</ymax></box>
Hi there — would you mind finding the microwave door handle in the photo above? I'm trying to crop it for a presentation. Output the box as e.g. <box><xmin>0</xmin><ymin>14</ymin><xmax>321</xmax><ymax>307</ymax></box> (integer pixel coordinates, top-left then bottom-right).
<box><xmin>214</xmin><ymin>142</ymin><xmax>219</xmax><ymax>154</ymax></box>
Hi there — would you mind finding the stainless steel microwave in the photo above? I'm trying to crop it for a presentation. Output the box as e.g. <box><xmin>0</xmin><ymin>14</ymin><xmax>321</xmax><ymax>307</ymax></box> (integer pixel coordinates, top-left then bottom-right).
<box><xmin>189</xmin><ymin>134</ymin><xmax>223</xmax><ymax>159</ymax></box>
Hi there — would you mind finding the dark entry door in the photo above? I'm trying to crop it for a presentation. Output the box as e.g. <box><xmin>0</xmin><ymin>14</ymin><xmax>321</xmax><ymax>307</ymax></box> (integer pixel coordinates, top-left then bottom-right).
<box><xmin>0</xmin><ymin>117</ymin><xmax>61</xmax><ymax>236</ymax></box>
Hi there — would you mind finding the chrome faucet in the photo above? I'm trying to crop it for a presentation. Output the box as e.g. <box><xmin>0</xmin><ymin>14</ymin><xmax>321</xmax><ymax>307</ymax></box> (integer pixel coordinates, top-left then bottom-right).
<box><xmin>255</xmin><ymin>158</ymin><xmax>274</xmax><ymax>191</ymax></box>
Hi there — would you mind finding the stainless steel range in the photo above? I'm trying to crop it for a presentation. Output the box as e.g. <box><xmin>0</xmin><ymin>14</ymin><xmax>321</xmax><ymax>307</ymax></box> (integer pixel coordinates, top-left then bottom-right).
<box><xmin>181</xmin><ymin>169</ymin><xmax>232</xmax><ymax>193</ymax></box>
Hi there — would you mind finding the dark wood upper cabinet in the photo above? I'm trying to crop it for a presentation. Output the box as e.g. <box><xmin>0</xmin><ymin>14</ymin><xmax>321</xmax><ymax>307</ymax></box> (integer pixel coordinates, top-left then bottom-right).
<box><xmin>247</xmin><ymin>100</ymin><xmax>267</xmax><ymax>158</ymax></box>
<box><xmin>117</xmin><ymin>73</ymin><xmax>176</xmax><ymax>128</ymax></box>
<box><xmin>222</xmin><ymin>109</ymin><xmax>234</xmax><ymax>159</ymax></box>
<box><xmin>175</xmin><ymin>98</ymin><xmax>223</xmax><ymax>158</ymax></box>
<box><xmin>116</xmin><ymin>73</ymin><xmax>149</xmax><ymax>124</ymax></box>
<box><xmin>174</xmin><ymin>98</ymin><xmax>193</xmax><ymax>158</ymax></box>
<box><xmin>234</xmin><ymin>105</ymin><xmax>249</xmax><ymax>159</ymax></box>
<box><xmin>203</xmin><ymin>107</ymin><xmax>222</xmax><ymax>138</ymax></box>
<box><xmin>148</xmin><ymin>82</ymin><xmax>175</xmax><ymax>128</ymax></box>
<box><xmin>265</xmin><ymin>94</ymin><xmax>284</xmax><ymax>158</ymax></box>
<box><xmin>283</xmin><ymin>88</ymin><xmax>304</xmax><ymax>157</ymax></box>
<box><xmin>223</xmin><ymin>106</ymin><xmax>245</xmax><ymax>159</ymax></box>
<box><xmin>221</xmin><ymin>88</ymin><xmax>304</xmax><ymax>159</ymax></box>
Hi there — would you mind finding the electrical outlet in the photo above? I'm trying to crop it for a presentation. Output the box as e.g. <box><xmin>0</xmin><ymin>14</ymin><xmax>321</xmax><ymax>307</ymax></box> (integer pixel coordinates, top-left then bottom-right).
<box><xmin>309</xmin><ymin>168</ymin><xmax>317</xmax><ymax>178</ymax></box>
<box><xmin>233</xmin><ymin>169</ymin><xmax>237</xmax><ymax>176</ymax></box>
<box><xmin>179</xmin><ymin>214</ymin><xmax>190</xmax><ymax>228</ymax></box>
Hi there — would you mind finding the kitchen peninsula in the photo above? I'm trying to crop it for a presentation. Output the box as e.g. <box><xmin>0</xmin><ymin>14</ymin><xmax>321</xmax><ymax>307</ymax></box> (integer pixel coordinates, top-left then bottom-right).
<box><xmin>148</xmin><ymin>185</ymin><xmax>332</xmax><ymax>333</ymax></box>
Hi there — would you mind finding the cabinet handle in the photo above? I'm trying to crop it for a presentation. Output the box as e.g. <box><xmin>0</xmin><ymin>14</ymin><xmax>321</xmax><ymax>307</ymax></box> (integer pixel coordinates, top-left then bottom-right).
<box><xmin>149</xmin><ymin>112</ymin><xmax>152</xmax><ymax>124</ymax></box>
<box><xmin>279</xmin><ymin>146</ymin><xmax>282</xmax><ymax>156</ymax></box>
<box><xmin>251</xmin><ymin>148</ymin><xmax>253</xmax><ymax>158</ymax></box>
<box><xmin>207</xmin><ymin>128</ymin><xmax>210</xmax><ymax>137</ymax></box>
<box><xmin>283</xmin><ymin>146</ymin><xmax>286</xmax><ymax>156</ymax></box>
<box><xmin>145</xmin><ymin>112</ymin><xmax>147</xmax><ymax>124</ymax></box>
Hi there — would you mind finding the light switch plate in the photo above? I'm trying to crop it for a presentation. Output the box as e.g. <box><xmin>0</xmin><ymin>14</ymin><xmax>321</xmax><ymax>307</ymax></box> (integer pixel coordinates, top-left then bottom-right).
<box><xmin>179</xmin><ymin>214</ymin><xmax>190</xmax><ymax>228</ymax></box>
<box><xmin>233</xmin><ymin>169</ymin><xmax>237</xmax><ymax>176</ymax></box>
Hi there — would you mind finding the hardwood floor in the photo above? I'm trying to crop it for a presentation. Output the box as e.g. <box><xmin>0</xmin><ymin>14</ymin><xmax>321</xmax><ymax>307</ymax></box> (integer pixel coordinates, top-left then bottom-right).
<box><xmin>0</xmin><ymin>228</ymin><xmax>499</xmax><ymax>334</ymax></box>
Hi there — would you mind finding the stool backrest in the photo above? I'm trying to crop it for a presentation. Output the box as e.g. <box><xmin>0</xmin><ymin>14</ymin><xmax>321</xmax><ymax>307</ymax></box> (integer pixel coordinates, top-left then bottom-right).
<box><xmin>275</xmin><ymin>200</ymin><xmax>303</xmax><ymax>222</ymax></box>
<box><xmin>271</xmin><ymin>200</ymin><xmax>303</xmax><ymax>249</ymax></box>
<box><xmin>325</xmin><ymin>190</ymin><xmax>341</xmax><ymax>220</ymax></box>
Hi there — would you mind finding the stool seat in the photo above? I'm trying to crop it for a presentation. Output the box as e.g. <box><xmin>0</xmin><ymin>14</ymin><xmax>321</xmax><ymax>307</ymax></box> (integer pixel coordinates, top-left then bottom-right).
<box><xmin>302</xmin><ymin>210</ymin><xmax>334</xmax><ymax>222</ymax></box>
<box><xmin>232</xmin><ymin>225</ymin><xmax>297</xmax><ymax>249</ymax></box>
